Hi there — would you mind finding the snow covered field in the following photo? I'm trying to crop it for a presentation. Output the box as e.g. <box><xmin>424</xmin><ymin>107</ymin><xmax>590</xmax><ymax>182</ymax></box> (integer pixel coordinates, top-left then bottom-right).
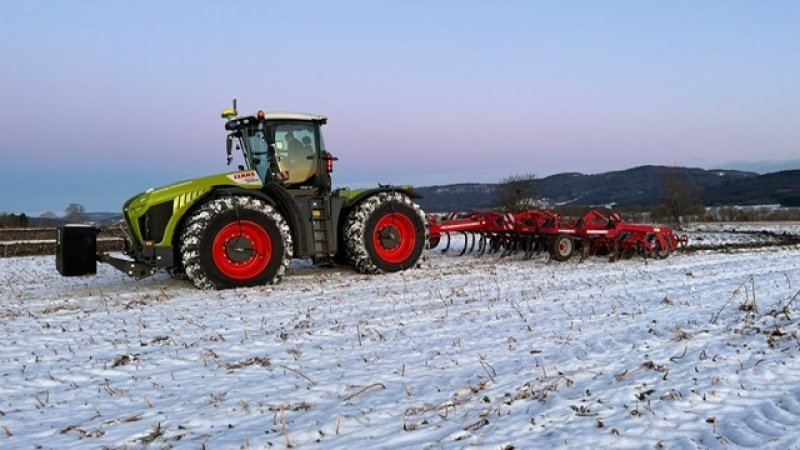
<box><xmin>686</xmin><ymin>222</ymin><xmax>800</xmax><ymax>248</ymax></box>
<box><xmin>1</xmin><ymin>231</ymin><xmax>800</xmax><ymax>448</ymax></box>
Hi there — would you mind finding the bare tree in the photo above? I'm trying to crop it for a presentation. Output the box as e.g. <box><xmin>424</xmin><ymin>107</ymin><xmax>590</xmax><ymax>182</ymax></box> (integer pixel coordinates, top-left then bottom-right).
<box><xmin>65</xmin><ymin>203</ymin><xmax>86</xmax><ymax>223</ymax></box>
<box><xmin>496</xmin><ymin>173</ymin><xmax>537</xmax><ymax>212</ymax></box>
<box><xmin>654</xmin><ymin>168</ymin><xmax>704</xmax><ymax>225</ymax></box>
<box><xmin>39</xmin><ymin>211</ymin><xmax>58</xmax><ymax>227</ymax></box>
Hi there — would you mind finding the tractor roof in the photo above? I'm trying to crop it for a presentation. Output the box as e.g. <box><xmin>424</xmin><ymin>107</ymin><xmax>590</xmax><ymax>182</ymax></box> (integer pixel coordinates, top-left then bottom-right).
<box><xmin>261</xmin><ymin>111</ymin><xmax>327</xmax><ymax>122</ymax></box>
<box><xmin>224</xmin><ymin>111</ymin><xmax>327</xmax><ymax>131</ymax></box>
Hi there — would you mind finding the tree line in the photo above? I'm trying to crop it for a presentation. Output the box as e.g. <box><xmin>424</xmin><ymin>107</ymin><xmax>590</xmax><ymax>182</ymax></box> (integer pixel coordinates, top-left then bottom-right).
<box><xmin>0</xmin><ymin>203</ymin><xmax>86</xmax><ymax>228</ymax></box>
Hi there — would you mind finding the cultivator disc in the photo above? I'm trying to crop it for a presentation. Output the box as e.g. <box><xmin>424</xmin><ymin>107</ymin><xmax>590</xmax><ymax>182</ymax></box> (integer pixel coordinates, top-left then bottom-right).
<box><xmin>428</xmin><ymin>209</ymin><xmax>687</xmax><ymax>262</ymax></box>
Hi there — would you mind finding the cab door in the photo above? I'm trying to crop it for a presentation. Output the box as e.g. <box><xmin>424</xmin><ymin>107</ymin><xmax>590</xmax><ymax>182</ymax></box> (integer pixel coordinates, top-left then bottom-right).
<box><xmin>272</xmin><ymin>122</ymin><xmax>319</xmax><ymax>187</ymax></box>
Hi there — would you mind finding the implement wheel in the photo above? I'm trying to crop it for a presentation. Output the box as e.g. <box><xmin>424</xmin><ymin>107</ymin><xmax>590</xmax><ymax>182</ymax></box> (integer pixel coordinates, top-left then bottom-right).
<box><xmin>345</xmin><ymin>192</ymin><xmax>427</xmax><ymax>274</ymax></box>
<box><xmin>548</xmin><ymin>234</ymin><xmax>575</xmax><ymax>261</ymax></box>
<box><xmin>179</xmin><ymin>196</ymin><xmax>292</xmax><ymax>289</ymax></box>
<box><xmin>648</xmin><ymin>234</ymin><xmax>670</xmax><ymax>259</ymax></box>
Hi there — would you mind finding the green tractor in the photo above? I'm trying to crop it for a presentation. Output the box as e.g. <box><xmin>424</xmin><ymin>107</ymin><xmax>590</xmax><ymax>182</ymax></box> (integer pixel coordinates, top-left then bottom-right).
<box><xmin>56</xmin><ymin>101</ymin><xmax>428</xmax><ymax>289</ymax></box>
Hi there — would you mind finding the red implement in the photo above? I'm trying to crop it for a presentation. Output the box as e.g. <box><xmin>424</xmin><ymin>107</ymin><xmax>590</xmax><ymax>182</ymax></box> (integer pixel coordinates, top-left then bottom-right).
<box><xmin>429</xmin><ymin>209</ymin><xmax>687</xmax><ymax>262</ymax></box>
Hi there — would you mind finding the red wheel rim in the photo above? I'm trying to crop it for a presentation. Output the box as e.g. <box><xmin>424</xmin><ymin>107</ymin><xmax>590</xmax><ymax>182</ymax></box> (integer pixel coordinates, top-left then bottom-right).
<box><xmin>373</xmin><ymin>212</ymin><xmax>416</xmax><ymax>264</ymax></box>
<box><xmin>558</xmin><ymin>238</ymin><xmax>571</xmax><ymax>255</ymax></box>
<box><xmin>212</xmin><ymin>220</ymin><xmax>272</xmax><ymax>280</ymax></box>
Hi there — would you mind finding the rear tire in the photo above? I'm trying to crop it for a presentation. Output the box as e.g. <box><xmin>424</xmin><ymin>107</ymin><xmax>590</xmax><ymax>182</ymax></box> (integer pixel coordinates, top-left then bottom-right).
<box><xmin>179</xmin><ymin>196</ymin><xmax>292</xmax><ymax>289</ymax></box>
<box><xmin>345</xmin><ymin>192</ymin><xmax>427</xmax><ymax>274</ymax></box>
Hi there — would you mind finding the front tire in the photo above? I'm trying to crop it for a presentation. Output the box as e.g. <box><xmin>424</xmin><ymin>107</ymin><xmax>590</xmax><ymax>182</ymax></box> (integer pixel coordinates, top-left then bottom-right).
<box><xmin>179</xmin><ymin>196</ymin><xmax>292</xmax><ymax>289</ymax></box>
<box><xmin>345</xmin><ymin>192</ymin><xmax>427</xmax><ymax>274</ymax></box>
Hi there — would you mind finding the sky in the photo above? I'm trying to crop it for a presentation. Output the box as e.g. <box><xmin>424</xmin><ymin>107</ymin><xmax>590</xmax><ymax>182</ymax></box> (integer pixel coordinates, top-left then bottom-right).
<box><xmin>1</xmin><ymin>1</ymin><xmax>798</xmax><ymax>213</ymax></box>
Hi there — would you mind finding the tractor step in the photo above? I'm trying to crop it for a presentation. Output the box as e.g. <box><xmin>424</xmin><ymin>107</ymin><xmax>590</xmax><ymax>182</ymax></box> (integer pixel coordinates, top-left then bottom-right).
<box><xmin>293</xmin><ymin>194</ymin><xmax>344</xmax><ymax>263</ymax></box>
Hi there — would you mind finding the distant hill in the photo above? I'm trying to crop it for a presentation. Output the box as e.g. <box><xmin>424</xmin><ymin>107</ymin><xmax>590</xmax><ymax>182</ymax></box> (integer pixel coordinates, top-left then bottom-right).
<box><xmin>415</xmin><ymin>166</ymin><xmax>799</xmax><ymax>211</ymax></box>
<box><xmin>704</xmin><ymin>170</ymin><xmax>800</xmax><ymax>207</ymax></box>
<box><xmin>85</xmin><ymin>212</ymin><xmax>124</xmax><ymax>224</ymax></box>
<box><xmin>28</xmin><ymin>212</ymin><xmax>123</xmax><ymax>228</ymax></box>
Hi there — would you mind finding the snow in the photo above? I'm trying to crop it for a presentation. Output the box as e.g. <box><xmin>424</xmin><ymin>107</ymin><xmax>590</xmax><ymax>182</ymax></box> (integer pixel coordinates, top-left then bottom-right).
<box><xmin>685</xmin><ymin>223</ymin><xmax>800</xmax><ymax>247</ymax></box>
<box><xmin>0</xmin><ymin>238</ymin><xmax>121</xmax><ymax>245</ymax></box>
<box><xmin>0</xmin><ymin>240</ymin><xmax>56</xmax><ymax>245</ymax></box>
<box><xmin>690</xmin><ymin>222</ymin><xmax>800</xmax><ymax>235</ymax></box>
<box><xmin>1</xmin><ymin>236</ymin><xmax>800</xmax><ymax>448</ymax></box>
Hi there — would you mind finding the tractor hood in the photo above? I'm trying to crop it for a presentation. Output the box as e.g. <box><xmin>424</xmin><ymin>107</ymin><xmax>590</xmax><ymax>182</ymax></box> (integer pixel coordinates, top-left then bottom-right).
<box><xmin>123</xmin><ymin>170</ymin><xmax>263</xmax><ymax>246</ymax></box>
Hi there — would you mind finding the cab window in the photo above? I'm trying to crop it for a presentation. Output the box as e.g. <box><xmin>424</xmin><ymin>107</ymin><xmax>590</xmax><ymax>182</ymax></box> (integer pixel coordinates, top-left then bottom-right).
<box><xmin>274</xmin><ymin>123</ymin><xmax>317</xmax><ymax>185</ymax></box>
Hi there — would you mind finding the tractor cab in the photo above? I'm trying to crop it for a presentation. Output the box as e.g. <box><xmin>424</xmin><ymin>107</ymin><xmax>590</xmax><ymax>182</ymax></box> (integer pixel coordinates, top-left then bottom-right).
<box><xmin>223</xmin><ymin>109</ymin><xmax>334</xmax><ymax>191</ymax></box>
